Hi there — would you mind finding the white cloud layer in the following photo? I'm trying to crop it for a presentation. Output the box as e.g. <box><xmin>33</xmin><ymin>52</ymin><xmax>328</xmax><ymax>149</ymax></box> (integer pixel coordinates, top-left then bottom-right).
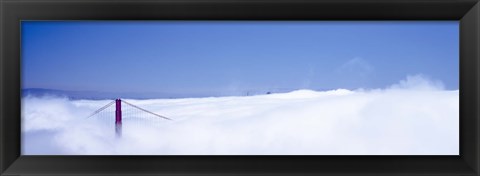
<box><xmin>22</xmin><ymin>74</ymin><xmax>458</xmax><ymax>155</ymax></box>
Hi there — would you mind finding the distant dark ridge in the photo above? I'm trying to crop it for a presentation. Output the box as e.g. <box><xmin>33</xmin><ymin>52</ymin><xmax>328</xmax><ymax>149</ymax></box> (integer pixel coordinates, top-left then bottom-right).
<box><xmin>22</xmin><ymin>88</ymin><xmax>120</xmax><ymax>100</ymax></box>
<box><xmin>21</xmin><ymin>87</ymin><xmax>323</xmax><ymax>100</ymax></box>
<box><xmin>21</xmin><ymin>88</ymin><xmax>220</xmax><ymax>100</ymax></box>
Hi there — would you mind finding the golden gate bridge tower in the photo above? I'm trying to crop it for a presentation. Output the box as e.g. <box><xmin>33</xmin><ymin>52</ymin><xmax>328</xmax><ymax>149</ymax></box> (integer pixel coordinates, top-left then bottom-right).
<box><xmin>115</xmin><ymin>99</ymin><xmax>122</xmax><ymax>137</ymax></box>
<box><xmin>87</xmin><ymin>98</ymin><xmax>171</xmax><ymax>138</ymax></box>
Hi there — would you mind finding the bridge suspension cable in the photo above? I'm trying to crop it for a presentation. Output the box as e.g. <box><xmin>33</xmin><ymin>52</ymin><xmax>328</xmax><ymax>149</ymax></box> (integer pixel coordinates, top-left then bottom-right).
<box><xmin>121</xmin><ymin>100</ymin><xmax>172</xmax><ymax>120</ymax></box>
<box><xmin>87</xmin><ymin>100</ymin><xmax>116</xmax><ymax>118</ymax></box>
<box><xmin>87</xmin><ymin>99</ymin><xmax>171</xmax><ymax>121</ymax></box>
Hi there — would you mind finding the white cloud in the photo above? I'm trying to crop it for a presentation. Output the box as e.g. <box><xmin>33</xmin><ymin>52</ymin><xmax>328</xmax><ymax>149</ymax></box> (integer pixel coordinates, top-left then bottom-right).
<box><xmin>337</xmin><ymin>57</ymin><xmax>374</xmax><ymax>76</ymax></box>
<box><xmin>388</xmin><ymin>74</ymin><xmax>445</xmax><ymax>90</ymax></box>
<box><xmin>22</xmin><ymin>74</ymin><xmax>458</xmax><ymax>155</ymax></box>
<box><xmin>335</xmin><ymin>57</ymin><xmax>375</xmax><ymax>88</ymax></box>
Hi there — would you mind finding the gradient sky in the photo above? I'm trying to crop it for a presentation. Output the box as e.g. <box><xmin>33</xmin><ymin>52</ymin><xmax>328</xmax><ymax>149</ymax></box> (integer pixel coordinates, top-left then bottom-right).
<box><xmin>21</xmin><ymin>21</ymin><xmax>459</xmax><ymax>96</ymax></box>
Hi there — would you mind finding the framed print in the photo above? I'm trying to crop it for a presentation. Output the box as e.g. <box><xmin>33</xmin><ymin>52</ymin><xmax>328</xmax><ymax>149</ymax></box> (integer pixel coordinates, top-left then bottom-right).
<box><xmin>1</xmin><ymin>0</ymin><xmax>479</xmax><ymax>175</ymax></box>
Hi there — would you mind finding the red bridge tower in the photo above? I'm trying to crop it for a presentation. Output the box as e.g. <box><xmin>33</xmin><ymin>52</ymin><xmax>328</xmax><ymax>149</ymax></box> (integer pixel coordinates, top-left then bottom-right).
<box><xmin>115</xmin><ymin>99</ymin><xmax>122</xmax><ymax>137</ymax></box>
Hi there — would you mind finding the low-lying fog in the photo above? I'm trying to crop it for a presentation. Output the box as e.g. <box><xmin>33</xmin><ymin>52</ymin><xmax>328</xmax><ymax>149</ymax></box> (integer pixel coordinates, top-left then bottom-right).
<box><xmin>22</xmin><ymin>75</ymin><xmax>458</xmax><ymax>155</ymax></box>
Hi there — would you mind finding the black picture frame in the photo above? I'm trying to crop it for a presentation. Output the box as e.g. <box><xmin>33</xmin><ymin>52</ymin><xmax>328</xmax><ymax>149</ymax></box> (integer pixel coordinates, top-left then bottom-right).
<box><xmin>1</xmin><ymin>0</ymin><xmax>479</xmax><ymax>175</ymax></box>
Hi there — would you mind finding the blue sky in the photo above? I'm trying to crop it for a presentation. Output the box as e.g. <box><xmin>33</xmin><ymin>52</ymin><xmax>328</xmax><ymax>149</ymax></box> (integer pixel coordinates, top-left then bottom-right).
<box><xmin>22</xmin><ymin>21</ymin><xmax>458</xmax><ymax>97</ymax></box>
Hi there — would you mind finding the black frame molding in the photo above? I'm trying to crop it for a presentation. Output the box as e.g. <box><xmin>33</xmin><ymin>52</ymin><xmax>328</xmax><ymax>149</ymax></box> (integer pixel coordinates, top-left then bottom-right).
<box><xmin>1</xmin><ymin>0</ymin><xmax>479</xmax><ymax>175</ymax></box>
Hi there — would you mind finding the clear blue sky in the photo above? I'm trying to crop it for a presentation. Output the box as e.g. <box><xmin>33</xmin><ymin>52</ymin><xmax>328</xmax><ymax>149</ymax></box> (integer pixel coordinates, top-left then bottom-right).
<box><xmin>22</xmin><ymin>21</ymin><xmax>458</xmax><ymax>96</ymax></box>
